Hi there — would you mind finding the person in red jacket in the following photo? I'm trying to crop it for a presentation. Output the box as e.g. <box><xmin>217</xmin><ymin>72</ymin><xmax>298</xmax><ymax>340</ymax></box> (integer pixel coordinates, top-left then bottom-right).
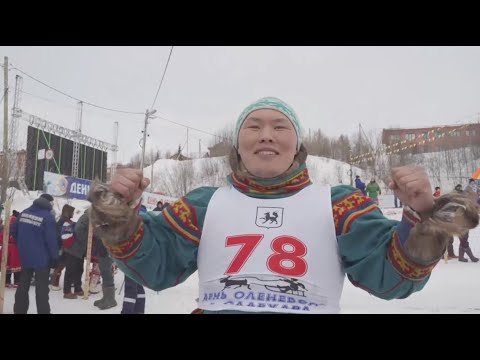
<box><xmin>0</xmin><ymin>214</ymin><xmax>21</xmax><ymax>287</ymax></box>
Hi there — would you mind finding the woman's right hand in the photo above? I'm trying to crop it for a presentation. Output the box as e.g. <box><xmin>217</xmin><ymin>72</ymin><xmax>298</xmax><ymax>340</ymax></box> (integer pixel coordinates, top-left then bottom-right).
<box><xmin>88</xmin><ymin>169</ymin><xmax>150</xmax><ymax>244</ymax></box>
<box><xmin>110</xmin><ymin>168</ymin><xmax>150</xmax><ymax>203</ymax></box>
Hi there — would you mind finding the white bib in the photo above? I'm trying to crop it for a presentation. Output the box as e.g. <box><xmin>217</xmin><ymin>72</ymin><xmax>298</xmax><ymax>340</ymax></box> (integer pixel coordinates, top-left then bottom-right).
<box><xmin>198</xmin><ymin>185</ymin><xmax>345</xmax><ymax>314</ymax></box>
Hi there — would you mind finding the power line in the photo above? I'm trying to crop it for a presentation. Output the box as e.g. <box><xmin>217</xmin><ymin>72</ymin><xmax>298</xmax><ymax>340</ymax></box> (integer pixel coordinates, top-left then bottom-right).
<box><xmin>10</xmin><ymin>64</ymin><xmax>145</xmax><ymax>115</ymax></box>
<box><xmin>19</xmin><ymin>89</ymin><xmax>144</xmax><ymax>124</ymax></box>
<box><xmin>8</xmin><ymin>58</ymin><xmax>224</xmax><ymax>146</ymax></box>
<box><xmin>20</xmin><ymin>89</ymin><xmax>77</xmax><ymax>110</ymax></box>
<box><xmin>151</xmin><ymin>115</ymin><xmax>228</xmax><ymax>141</ymax></box>
<box><xmin>150</xmin><ymin>46</ymin><xmax>174</xmax><ymax>110</ymax></box>
<box><xmin>19</xmin><ymin>85</ymin><xmax>224</xmax><ymax>143</ymax></box>
<box><xmin>0</xmin><ymin>88</ymin><xmax>6</xmax><ymax>103</ymax></box>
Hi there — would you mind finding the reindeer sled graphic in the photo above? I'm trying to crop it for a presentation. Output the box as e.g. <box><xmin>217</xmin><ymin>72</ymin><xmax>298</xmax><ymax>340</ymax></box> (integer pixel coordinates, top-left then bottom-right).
<box><xmin>264</xmin><ymin>278</ymin><xmax>307</xmax><ymax>297</ymax></box>
<box><xmin>218</xmin><ymin>276</ymin><xmax>307</xmax><ymax>297</ymax></box>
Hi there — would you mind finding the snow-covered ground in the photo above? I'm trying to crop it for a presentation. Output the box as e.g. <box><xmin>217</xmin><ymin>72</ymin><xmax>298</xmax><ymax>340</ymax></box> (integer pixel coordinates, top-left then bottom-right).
<box><xmin>2</xmin><ymin>154</ymin><xmax>479</xmax><ymax>314</ymax></box>
<box><xmin>2</xmin><ymin>205</ymin><xmax>480</xmax><ymax>314</ymax></box>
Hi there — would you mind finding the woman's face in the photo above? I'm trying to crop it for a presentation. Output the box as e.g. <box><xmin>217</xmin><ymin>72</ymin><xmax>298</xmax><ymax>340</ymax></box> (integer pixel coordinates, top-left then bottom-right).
<box><xmin>237</xmin><ymin>109</ymin><xmax>297</xmax><ymax>179</ymax></box>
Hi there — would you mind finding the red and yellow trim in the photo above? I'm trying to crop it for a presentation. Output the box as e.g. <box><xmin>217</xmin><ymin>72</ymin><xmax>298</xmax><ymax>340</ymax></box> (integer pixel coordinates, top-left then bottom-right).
<box><xmin>229</xmin><ymin>168</ymin><xmax>311</xmax><ymax>196</ymax></box>
<box><xmin>388</xmin><ymin>232</ymin><xmax>439</xmax><ymax>281</ymax></box>
<box><xmin>107</xmin><ymin>221</ymin><xmax>144</xmax><ymax>260</ymax></box>
<box><xmin>163</xmin><ymin>197</ymin><xmax>201</xmax><ymax>244</ymax></box>
<box><xmin>332</xmin><ymin>191</ymin><xmax>377</xmax><ymax>235</ymax></box>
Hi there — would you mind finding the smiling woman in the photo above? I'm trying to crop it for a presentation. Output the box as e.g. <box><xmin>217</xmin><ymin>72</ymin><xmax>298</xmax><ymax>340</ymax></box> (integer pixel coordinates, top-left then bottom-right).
<box><xmin>88</xmin><ymin>96</ymin><xmax>479</xmax><ymax>314</ymax></box>
<box><xmin>237</xmin><ymin>109</ymin><xmax>298</xmax><ymax>179</ymax></box>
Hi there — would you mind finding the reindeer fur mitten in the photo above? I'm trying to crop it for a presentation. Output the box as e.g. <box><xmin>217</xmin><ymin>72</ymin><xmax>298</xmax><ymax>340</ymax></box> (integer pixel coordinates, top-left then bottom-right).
<box><xmin>88</xmin><ymin>181</ymin><xmax>141</xmax><ymax>245</ymax></box>
<box><xmin>405</xmin><ymin>192</ymin><xmax>479</xmax><ymax>261</ymax></box>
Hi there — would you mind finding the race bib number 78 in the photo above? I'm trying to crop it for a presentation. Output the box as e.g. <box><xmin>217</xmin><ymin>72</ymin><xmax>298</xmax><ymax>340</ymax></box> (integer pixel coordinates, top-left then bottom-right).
<box><xmin>225</xmin><ymin>234</ymin><xmax>308</xmax><ymax>277</ymax></box>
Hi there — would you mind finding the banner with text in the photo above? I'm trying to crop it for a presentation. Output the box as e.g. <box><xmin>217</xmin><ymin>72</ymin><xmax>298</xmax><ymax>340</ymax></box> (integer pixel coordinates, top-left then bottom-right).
<box><xmin>43</xmin><ymin>171</ymin><xmax>92</xmax><ymax>200</ymax></box>
<box><xmin>141</xmin><ymin>191</ymin><xmax>177</xmax><ymax>211</ymax></box>
<box><xmin>44</xmin><ymin>171</ymin><xmax>177</xmax><ymax>204</ymax></box>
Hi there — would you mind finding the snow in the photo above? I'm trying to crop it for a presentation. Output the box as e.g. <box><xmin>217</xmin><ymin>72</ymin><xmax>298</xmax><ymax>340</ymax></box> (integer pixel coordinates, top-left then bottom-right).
<box><xmin>4</xmin><ymin>222</ymin><xmax>480</xmax><ymax>314</ymax></box>
<box><xmin>2</xmin><ymin>155</ymin><xmax>480</xmax><ymax>314</ymax></box>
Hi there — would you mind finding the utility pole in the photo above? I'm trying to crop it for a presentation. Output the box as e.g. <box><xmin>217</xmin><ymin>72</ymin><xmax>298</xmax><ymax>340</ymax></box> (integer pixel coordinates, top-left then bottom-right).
<box><xmin>72</xmin><ymin>101</ymin><xmax>83</xmax><ymax>178</ymax></box>
<box><xmin>199</xmin><ymin>139</ymin><xmax>201</xmax><ymax>159</ymax></box>
<box><xmin>150</xmin><ymin>158</ymin><xmax>154</xmax><ymax>191</ymax></box>
<box><xmin>111</xmin><ymin>121</ymin><xmax>119</xmax><ymax>180</ymax></box>
<box><xmin>186</xmin><ymin>128</ymin><xmax>189</xmax><ymax>158</ymax></box>
<box><xmin>1</xmin><ymin>57</ymin><xmax>9</xmax><ymax>205</ymax></box>
<box><xmin>7</xmin><ymin>75</ymin><xmax>24</xmax><ymax>195</ymax></box>
<box><xmin>349</xmin><ymin>150</ymin><xmax>353</xmax><ymax>186</ymax></box>
<box><xmin>140</xmin><ymin>109</ymin><xmax>156</xmax><ymax>170</ymax></box>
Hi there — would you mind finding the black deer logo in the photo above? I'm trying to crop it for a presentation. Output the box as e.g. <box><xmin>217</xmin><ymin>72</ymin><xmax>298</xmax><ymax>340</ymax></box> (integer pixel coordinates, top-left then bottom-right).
<box><xmin>260</xmin><ymin>211</ymin><xmax>278</xmax><ymax>224</ymax></box>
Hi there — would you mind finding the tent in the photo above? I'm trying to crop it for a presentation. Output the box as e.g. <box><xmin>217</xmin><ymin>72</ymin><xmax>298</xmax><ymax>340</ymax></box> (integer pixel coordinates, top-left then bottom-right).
<box><xmin>472</xmin><ymin>168</ymin><xmax>480</xmax><ymax>180</ymax></box>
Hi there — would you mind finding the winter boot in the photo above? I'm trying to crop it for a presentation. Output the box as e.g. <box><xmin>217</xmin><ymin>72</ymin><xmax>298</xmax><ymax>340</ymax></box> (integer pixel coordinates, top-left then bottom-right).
<box><xmin>447</xmin><ymin>243</ymin><xmax>458</xmax><ymax>259</ymax></box>
<box><xmin>63</xmin><ymin>292</ymin><xmax>78</xmax><ymax>299</ymax></box>
<box><xmin>49</xmin><ymin>269</ymin><xmax>62</xmax><ymax>290</ymax></box>
<box><xmin>465</xmin><ymin>247</ymin><xmax>479</xmax><ymax>262</ymax></box>
<box><xmin>94</xmin><ymin>286</ymin><xmax>117</xmax><ymax>310</ymax></box>
<box><xmin>459</xmin><ymin>247</ymin><xmax>468</xmax><ymax>262</ymax></box>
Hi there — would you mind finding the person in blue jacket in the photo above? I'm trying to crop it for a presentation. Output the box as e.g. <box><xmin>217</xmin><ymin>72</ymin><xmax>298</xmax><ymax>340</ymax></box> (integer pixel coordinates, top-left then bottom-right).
<box><xmin>88</xmin><ymin>97</ymin><xmax>478</xmax><ymax>314</ymax></box>
<box><xmin>11</xmin><ymin>193</ymin><xmax>58</xmax><ymax>314</ymax></box>
<box><xmin>354</xmin><ymin>175</ymin><xmax>366</xmax><ymax>196</ymax></box>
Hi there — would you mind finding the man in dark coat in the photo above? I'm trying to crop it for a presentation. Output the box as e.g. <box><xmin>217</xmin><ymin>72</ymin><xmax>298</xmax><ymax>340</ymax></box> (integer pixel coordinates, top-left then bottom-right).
<box><xmin>11</xmin><ymin>194</ymin><xmax>58</xmax><ymax>314</ymax></box>
<box><xmin>61</xmin><ymin>209</ymin><xmax>85</xmax><ymax>299</ymax></box>
<box><xmin>50</xmin><ymin>204</ymin><xmax>75</xmax><ymax>290</ymax></box>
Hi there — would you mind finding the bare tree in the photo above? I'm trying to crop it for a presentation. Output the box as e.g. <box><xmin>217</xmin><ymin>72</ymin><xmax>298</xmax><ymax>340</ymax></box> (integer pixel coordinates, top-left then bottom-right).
<box><xmin>155</xmin><ymin>160</ymin><xmax>196</xmax><ymax>198</ymax></box>
<box><xmin>303</xmin><ymin>129</ymin><xmax>333</xmax><ymax>158</ymax></box>
<box><xmin>333</xmin><ymin>134</ymin><xmax>352</xmax><ymax>163</ymax></box>
<box><xmin>198</xmin><ymin>157</ymin><xmax>230</xmax><ymax>187</ymax></box>
<box><xmin>128</xmin><ymin>152</ymin><xmax>141</xmax><ymax>169</ymax></box>
<box><xmin>334</xmin><ymin>163</ymin><xmax>344</xmax><ymax>184</ymax></box>
<box><xmin>143</xmin><ymin>148</ymin><xmax>161</xmax><ymax>167</ymax></box>
<box><xmin>208</xmin><ymin>124</ymin><xmax>234</xmax><ymax>157</ymax></box>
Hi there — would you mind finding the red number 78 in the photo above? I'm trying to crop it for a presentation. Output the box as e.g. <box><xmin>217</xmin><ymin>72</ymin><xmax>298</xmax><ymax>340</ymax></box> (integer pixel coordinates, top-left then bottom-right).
<box><xmin>224</xmin><ymin>234</ymin><xmax>308</xmax><ymax>277</ymax></box>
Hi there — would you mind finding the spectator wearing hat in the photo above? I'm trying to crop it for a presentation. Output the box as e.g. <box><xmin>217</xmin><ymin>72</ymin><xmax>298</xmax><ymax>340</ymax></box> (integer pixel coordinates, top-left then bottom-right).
<box><xmin>366</xmin><ymin>178</ymin><xmax>381</xmax><ymax>205</ymax></box>
<box><xmin>153</xmin><ymin>201</ymin><xmax>164</xmax><ymax>211</ymax></box>
<box><xmin>453</xmin><ymin>184</ymin><xmax>479</xmax><ymax>263</ymax></box>
<box><xmin>11</xmin><ymin>193</ymin><xmax>58</xmax><ymax>314</ymax></box>
<box><xmin>50</xmin><ymin>204</ymin><xmax>75</xmax><ymax>291</ymax></box>
<box><xmin>354</xmin><ymin>175</ymin><xmax>366</xmax><ymax>196</ymax></box>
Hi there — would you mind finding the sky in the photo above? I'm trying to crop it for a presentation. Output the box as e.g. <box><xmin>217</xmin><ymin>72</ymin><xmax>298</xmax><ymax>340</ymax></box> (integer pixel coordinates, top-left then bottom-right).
<box><xmin>1</xmin><ymin>46</ymin><xmax>480</xmax><ymax>164</ymax></box>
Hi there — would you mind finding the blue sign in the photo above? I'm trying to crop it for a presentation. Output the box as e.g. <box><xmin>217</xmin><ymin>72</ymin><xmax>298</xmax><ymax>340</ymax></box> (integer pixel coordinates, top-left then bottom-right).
<box><xmin>43</xmin><ymin>171</ymin><xmax>92</xmax><ymax>200</ymax></box>
<box><xmin>67</xmin><ymin>177</ymin><xmax>91</xmax><ymax>199</ymax></box>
